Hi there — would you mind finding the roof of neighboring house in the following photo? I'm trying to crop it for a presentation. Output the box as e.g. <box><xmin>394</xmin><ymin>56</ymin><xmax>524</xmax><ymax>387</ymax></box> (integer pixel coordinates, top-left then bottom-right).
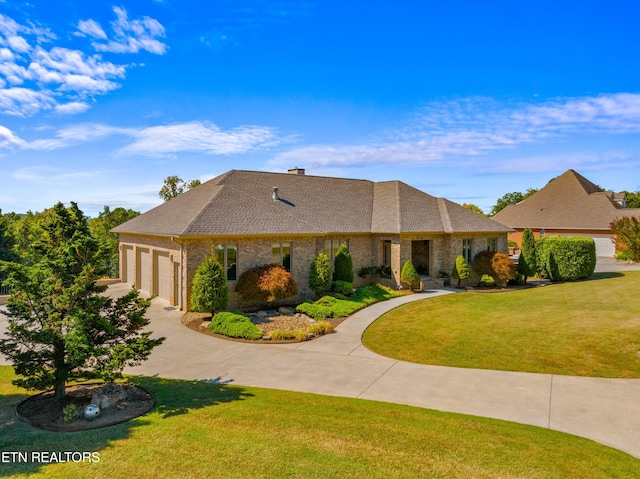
<box><xmin>492</xmin><ymin>169</ymin><xmax>640</xmax><ymax>231</ymax></box>
<box><xmin>112</xmin><ymin>170</ymin><xmax>512</xmax><ymax>237</ymax></box>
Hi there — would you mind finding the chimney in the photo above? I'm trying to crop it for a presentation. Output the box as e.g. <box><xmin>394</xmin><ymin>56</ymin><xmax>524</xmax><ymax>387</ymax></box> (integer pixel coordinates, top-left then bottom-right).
<box><xmin>288</xmin><ymin>167</ymin><xmax>305</xmax><ymax>175</ymax></box>
<box><xmin>272</xmin><ymin>187</ymin><xmax>279</xmax><ymax>201</ymax></box>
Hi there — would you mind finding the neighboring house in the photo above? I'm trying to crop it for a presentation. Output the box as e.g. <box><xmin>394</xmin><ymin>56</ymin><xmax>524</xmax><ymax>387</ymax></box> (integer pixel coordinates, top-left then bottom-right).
<box><xmin>493</xmin><ymin>169</ymin><xmax>640</xmax><ymax>257</ymax></box>
<box><xmin>112</xmin><ymin>168</ymin><xmax>512</xmax><ymax>310</ymax></box>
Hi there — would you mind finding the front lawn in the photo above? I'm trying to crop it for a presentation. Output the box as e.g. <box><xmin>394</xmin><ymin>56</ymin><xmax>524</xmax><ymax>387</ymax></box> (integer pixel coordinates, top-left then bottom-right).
<box><xmin>1</xmin><ymin>366</ymin><xmax>638</xmax><ymax>478</ymax></box>
<box><xmin>362</xmin><ymin>272</ymin><xmax>640</xmax><ymax>378</ymax></box>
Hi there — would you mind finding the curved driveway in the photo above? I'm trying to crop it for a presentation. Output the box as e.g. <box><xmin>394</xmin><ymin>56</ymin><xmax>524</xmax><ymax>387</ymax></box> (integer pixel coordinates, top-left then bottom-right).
<box><xmin>2</xmin><ymin>280</ymin><xmax>640</xmax><ymax>459</ymax></box>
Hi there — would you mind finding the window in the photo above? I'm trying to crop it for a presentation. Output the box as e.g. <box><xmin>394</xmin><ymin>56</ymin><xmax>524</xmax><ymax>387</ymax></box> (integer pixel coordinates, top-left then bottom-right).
<box><xmin>272</xmin><ymin>242</ymin><xmax>292</xmax><ymax>271</ymax></box>
<box><xmin>463</xmin><ymin>238</ymin><xmax>473</xmax><ymax>264</ymax></box>
<box><xmin>487</xmin><ymin>237</ymin><xmax>497</xmax><ymax>251</ymax></box>
<box><xmin>324</xmin><ymin>239</ymin><xmax>349</xmax><ymax>259</ymax></box>
<box><xmin>215</xmin><ymin>244</ymin><xmax>237</xmax><ymax>280</ymax></box>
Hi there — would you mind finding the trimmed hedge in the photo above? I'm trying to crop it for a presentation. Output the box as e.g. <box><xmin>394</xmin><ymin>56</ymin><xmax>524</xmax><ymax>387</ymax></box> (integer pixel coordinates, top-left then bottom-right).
<box><xmin>331</xmin><ymin>280</ymin><xmax>353</xmax><ymax>296</ymax></box>
<box><xmin>537</xmin><ymin>237</ymin><xmax>596</xmax><ymax>281</ymax></box>
<box><xmin>208</xmin><ymin>311</ymin><xmax>263</xmax><ymax>340</ymax></box>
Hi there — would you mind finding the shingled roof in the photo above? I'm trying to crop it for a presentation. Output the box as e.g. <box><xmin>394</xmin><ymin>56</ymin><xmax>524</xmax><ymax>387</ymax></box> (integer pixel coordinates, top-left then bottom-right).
<box><xmin>112</xmin><ymin>170</ymin><xmax>511</xmax><ymax>237</ymax></box>
<box><xmin>492</xmin><ymin>169</ymin><xmax>640</xmax><ymax>231</ymax></box>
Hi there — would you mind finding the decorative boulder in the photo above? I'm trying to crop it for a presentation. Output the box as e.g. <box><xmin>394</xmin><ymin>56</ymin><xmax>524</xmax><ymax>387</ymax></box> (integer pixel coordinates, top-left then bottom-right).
<box><xmin>91</xmin><ymin>384</ymin><xmax>127</xmax><ymax>410</ymax></box>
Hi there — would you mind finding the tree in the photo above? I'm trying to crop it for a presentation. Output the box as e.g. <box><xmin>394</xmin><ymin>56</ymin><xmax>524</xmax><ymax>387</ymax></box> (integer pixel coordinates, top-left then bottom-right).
<box><xmin>88</xmin><ymin>206</ymin><xmax>140</xmax><ymax>278</ymax></box>
<box><xmin>190</xmin><ymin>255</ymin><xmax>230</xmax><ymax>313</ymax></box>
<box><xmin>490</xmin><ymin>252</ymin><xmax>517</xmax><ymax>287</ymax></box>
<box><xmin>490</xmin><ymin>188</ymin><xmax>538</xmax><ymax>216</ymax></box>
<box><xmin>450</xmin><ymin>255</ymin><xmax>471</xmax><ymax>287</ymax></box>
<box><xmin>309</xmin><ymin>252</ymin><xmax>332</xmax><ymax>294</ymax></box>
<box><xmin>518</xmin><ymin>228</ymin><xmax>537</xmax><ymax>283</ymax></box>
<box><xmin>400</xmin><ymin>260</ymin><xmax>421</xmax><ymax>290</ymax></box>
<box><xmin>158</xmin><ymin>176</ymin><xmax>202</xmax><ymax>201</ymax></box>
<box><xmin>0</xmin><ymin>202</ymin><xmax>164</xmax><ymax>403</ymax></box>
<box><xmin>621</xmin><ymin>191</ymin><xmax>640</xmax><ymax>209</ymax></box>
<box><xmin>332</xmin><ymin>244</ymin><xmax>354</xmax><ymax>283</ymax></box>
<box><xmin>611</xmin><ymin>216</ymin><xmax>640</xmax><ymax>262</ymax></box>
<box><xmin>462</xmin><ymin>203</ymin><xmax>485</xmax><ymax>215</ymax></box>
<box><xmin>0</xmin><ymin>212</ymin><xmax>18</xmax><ymax>263</ymax></box>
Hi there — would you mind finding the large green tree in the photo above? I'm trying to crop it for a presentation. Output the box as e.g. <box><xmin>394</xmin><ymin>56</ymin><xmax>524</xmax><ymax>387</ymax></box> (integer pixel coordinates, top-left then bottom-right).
<box><xmin>88</xmin><ymin>206</ymin><xmax>140</xmax><ymax>278</ymax></box>
<box><xmin>0</xmin><ymin>202</ymin><xmax>164</xmax><ymax>402</ymax></box>
<box><xmin>490</xmin><ymin>188</ymin><xmax>538</xmax><ymax>216</ymax></box>
<box><xmin>159</xmin><ymin>176</ymin><xmax>202</xmax><ymax>201</ymax></box>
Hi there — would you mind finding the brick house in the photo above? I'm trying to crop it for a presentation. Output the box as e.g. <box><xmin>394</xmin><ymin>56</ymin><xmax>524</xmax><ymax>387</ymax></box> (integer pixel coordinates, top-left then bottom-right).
<box><xmin>112</xmin><ymin>168</ymin><xmax>512</xmax><ymax>310</ymax></box>
<box><xmin>492</xmin><ymin>169</ymin><xmax>640</xmax><ymax>257</ymax></box>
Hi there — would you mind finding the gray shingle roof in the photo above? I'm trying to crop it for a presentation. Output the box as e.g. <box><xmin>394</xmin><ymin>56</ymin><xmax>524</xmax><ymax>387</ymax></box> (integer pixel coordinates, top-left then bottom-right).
<box><xmin>112</xmin><ymin>170</ymin><xmax>512</xmax><ymax>236</ymax></box>
<box><xmin>492</xmin><ymin>169</ymin><xmax>640</xmax><ymax>230</ymax></box>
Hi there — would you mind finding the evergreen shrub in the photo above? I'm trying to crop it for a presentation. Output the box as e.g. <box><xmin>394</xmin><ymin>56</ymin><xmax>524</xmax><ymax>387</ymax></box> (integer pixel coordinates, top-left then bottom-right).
<box><xmin>208</xmin><ymin>311</ymin><xmax>263</xmax><ymax>340</ymax></box>
<box><xmin>333</xmin><ymin>244</ymin><xmax>354</xmax><ymax>283</ymax></box>
<box><xmin>537</xmin><ymin>237</ymin><xmax>596</xmax><ymax>281</ymax></box>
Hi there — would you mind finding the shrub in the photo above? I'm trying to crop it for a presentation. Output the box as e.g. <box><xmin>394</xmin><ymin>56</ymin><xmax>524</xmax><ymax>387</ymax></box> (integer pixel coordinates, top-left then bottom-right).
<box><xmin>471</xmin><ymin>250</ymin><xmax>495</xmax><ymax>277</ymax></box>
<box><xmin>208</xmin><ymin>311</ymin><xmax>263</xmax><ymax>340</ymax></box>
<box><xmin>309</xmin><ymin>252</ymin><xmax>332</xmax><ymax>294</ymax></box>
<box><xmin>490</xmin><ymin>252</ymin><xmax>517</xmax><ymax>287</ymax></box>
<box><xmin>400</xmin><ymin>260</ymin><xmax>421</xmax><ymax>289</ymax></box>
<box><xmin>190</xmin><ymin>255</ymin><xmax>229</xmax><ymax>313</ymax></box>
<box><xmin>308</xmin><ymin>320</ymin><xmax>335</xmax><ymax>336</ymax></box>
<box><xmin>332</xmin><ymin>280</ymin><xmax>353</xmax><ymax>296</ymax></box>
<box><xmin>62</xmin><ymin>404</ymin><xmax>82</xmax><ymax>423</ymax></box>
<box><xmin>236</xmin><ymin>264</ymin><xmax>298</xmax><ymax>302</ymax></box>
<box><xmin>450</xmin><ymin>255</ymin><xmax>471</xmax><ymax>287</ymax></box>
<box><xmin>478</xmin><ymin>274</ymin><xmax>495</xmax><ymax>287</ymax></box>
<box><xmin>269</xmin><ymin>329</ymin><xmax>296</xmax><ymax>340</ymax></box>
<box><xmin>296</xmin><ymin>284</ymin><xmax>402</xmax><ymax>319</ymax></box>
<box><xmin>333</xmin><ymin>244</ymin><xmax>354</xmax><ymax>283</ymax></box>
<box><xmin>537</xmin><ymin>237</ymin><xmax>596</xmax><ymax>281</ymax></box>
<box><xmin>611</xmin><ymin>216</ymin><xmax>640</xmax><ymax>262</ymax></box>
<box><xmin>358</xmin><ymin>265</ymin><xmax>383</xmax><ymax>285</ymax></box>
<box><xmin>518</xmin><ymin>228</ymin><xmax>537</xmax><ymax>282</ymax></box>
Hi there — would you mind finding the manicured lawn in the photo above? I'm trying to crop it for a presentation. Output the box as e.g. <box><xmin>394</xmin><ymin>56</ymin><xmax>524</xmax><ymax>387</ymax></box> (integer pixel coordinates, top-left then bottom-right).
<box><xmin>0</xmin><ymin>367</ymin><xmax>638</xmax><ymax>478</ymax></box>
<box><xmin>363</xmin><ymin>272</ymin><xmax>640</xmax><ymax>378</ymax></box>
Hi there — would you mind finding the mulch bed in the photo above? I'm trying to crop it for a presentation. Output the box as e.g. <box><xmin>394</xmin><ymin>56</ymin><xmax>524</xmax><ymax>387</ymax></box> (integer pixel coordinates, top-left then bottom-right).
<box><xmin>464</xmin><ymin>279</ymin><xmax>552</xmax><ymax>293</ymax></box>
<box><xmin>181</xmin><ymin>312</ymin><xmax>346</xmax><ymax>344</ymax></box>
<box><xmin>16</xmin><ymin>383</ymin><xmax>154</xmax><ymax>432</ymax></box>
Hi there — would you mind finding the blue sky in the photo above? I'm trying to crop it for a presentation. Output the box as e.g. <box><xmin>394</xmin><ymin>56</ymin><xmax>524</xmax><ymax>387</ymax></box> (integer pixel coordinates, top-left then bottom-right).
<box><xmin>1</xmin><ymin>1</ymin><xmax>640</xmax><ymax>216</ymax></box>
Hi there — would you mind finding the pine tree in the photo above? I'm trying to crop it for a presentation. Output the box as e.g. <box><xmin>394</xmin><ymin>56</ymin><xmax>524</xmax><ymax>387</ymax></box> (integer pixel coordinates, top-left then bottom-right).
<box><xmin>332</xmin><ymin>244</ymin><xmax>354</xmax><ymax>283</ymax></box>
<box><xmin>518</xmin><ymin>228</ymin><xmax>537</xmax><ymax>283</ymax></box>
<box><xmin>0</xmin><ymin>202</ymin><xmax>164</xmax><ymax>402</ymax></box>
<box><xmin>190</xmin><ymin>255</ymin><xmax>230</xmax><ymax>313</ymax></box>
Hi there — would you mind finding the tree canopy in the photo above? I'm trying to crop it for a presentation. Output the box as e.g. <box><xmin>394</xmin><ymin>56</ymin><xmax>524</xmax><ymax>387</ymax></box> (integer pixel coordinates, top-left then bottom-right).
<box><xmin>0</xmin><ymin>202</ymin><xmax>163</xmax><ymax>402</ymax></box>
<box><xmin>159</xmin><ymin>175</ymin><xmax>202</xmax><ymax>201</ymax></box>
<box><xmin>490</xmin><ymin>188</ymin><xmax>538</xmax><ymax>216</ymax></box>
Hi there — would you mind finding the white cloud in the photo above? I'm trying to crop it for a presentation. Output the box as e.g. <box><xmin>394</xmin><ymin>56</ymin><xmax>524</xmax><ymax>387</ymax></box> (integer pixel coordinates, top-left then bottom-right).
<box><xmin>0</xmin><ymin>10</ymin><xmax>164</xmax><ymax>116</ymax></box>
<box><xmin>82</xmin><ymin>7</ymin><xmax>167</xmax><ymax>55</ymax></box>
<box><xmin>117</xmin><ymin>121</ymin><xmax>280</xmax><ymax>156</ymax></box>
<box><xmin>0</xmin><ymin>124</ymin><xmax>25</xmax><ymax>148</ymax></box>
<box><xmin>271</xmin><ymin>93</ymin><xmax>640</xmax><ymax>170</ymax></box>
<box><xmin>11</xmin><ymin>165</ymin><xmax>100</xmax><ymax>184</ymax></box>
<box><xmin>54</xmin><ymin>101</ymin><xmax>90</xmax><ymax>115</ymax></box>
<box><xmin>76</xmin><ymin>19</ymin><xmax>107</xmax><ymax>40</ymax></box>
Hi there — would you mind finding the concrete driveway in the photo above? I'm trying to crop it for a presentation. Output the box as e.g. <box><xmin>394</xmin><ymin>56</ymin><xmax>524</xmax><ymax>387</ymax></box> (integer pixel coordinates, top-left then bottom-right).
<box><xmin>2</xmin><ymin>281</ymin><xmax>640</xmax><ymax>459</ymax></box>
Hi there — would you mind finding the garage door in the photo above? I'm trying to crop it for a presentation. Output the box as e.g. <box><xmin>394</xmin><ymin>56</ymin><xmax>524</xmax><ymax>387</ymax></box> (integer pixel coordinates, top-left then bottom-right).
<box><xmin>124</xmin><ymin>246</ymin><xmax>135</xmax><ymax>285</ymax></box>
<box><xmin>154</xmin><ymin>251</ymin><xmax>172</xmax><ymax>303</ymax></box>
<box><xmin>138</xmin><ymin>248</ymin><xmax>152</xmax><ymax>294</ymax></box>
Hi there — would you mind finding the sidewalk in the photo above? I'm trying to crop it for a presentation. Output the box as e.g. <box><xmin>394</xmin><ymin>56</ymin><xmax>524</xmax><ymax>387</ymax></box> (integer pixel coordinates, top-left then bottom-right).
<box><xmin>2</xmin><ymin>284</ymin><xmax>639</xmax><ymax>459</ymax></box>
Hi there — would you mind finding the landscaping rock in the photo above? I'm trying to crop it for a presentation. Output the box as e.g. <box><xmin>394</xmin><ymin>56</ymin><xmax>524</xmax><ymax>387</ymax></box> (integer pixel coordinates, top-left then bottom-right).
<box><xmin>91</xmin><ymin>383</ymin><xmax>127</xmax><ymax>410</ymax></box>
<box><xmin>256</xmin><ymin>311</ymin><xmax>268</xmax><ymax>318</ymax></box>
<box><xmin>278</xmin><ymin>307</ymin><xmax>295</xmax><ymax>316</ymax></box>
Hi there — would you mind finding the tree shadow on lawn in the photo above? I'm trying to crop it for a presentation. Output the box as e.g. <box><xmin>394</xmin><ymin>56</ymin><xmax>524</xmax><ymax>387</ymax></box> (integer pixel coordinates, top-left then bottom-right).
<box><xmin>588</xmin><ymin>272</ymin><xmax>625</xmax><ymax>281</ymax></box>
<box><xmin>0</xmin><ymin>376</ymin><xmax>252</xmax><ymax>476</ymax></box>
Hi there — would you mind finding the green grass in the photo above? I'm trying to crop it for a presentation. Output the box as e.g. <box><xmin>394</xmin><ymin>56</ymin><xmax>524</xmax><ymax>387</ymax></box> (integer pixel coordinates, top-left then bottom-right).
<box><xmin>363</xmin><ymin>272</ymin><xmax>640</xmax><ymax>378</ymax></box>
<box><xmin>0</xmin><ymin>366</ymin><xmax>638</xmax><ymax>478</ymax></box>
<box><xmin>296</xmin><ymin>284</ymin><xmax>402</xmax><ymax>319</ymax></box>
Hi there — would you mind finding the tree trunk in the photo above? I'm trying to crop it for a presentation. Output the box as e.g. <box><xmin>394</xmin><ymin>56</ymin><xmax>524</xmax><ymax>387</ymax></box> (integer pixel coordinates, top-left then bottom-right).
<box><xmin>53</xmin><ymin>340</ymin><xmax>67</xmax><ymax>402</ymax></box>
